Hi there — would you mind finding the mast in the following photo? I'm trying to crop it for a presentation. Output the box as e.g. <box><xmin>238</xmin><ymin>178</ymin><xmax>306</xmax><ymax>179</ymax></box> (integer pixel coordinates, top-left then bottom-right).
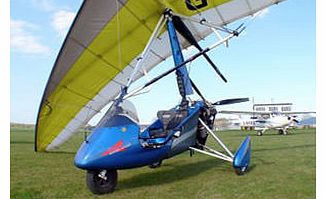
<box><xmin>166</xmin><ymin>14</ymin><xmax>193</xmax><ymax>109</ymax></box>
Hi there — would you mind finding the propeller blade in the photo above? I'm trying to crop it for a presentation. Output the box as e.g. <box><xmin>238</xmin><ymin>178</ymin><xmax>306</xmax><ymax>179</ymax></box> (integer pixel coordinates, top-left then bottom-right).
<box><xmin>213</xmin><ymin>98</ymin><xmax>249</xmax><ymax>106</ymax></box>
<box><xmin>171</xmin><ymin>15</ymin><xmax>227</xmax><ymax>83</ymax></box>
<box><xmin>189</xmin><ymin>78</ymin><xmax>207</xmax><ymax>103</ymax></box>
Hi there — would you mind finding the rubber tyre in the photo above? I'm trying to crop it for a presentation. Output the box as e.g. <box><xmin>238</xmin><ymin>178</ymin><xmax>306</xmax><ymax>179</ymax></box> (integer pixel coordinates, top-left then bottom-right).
<box><xmin>257</xmin><ymin>131</ymin><xmax>263</xmax><ymax>136</ymax></box>
<box><xmin>86</xmin><ymin>170</ymin><xmax>117</xmax><ymax>195</ymax></box>
<box><xmin>148</xmin><ymin>160</ymin><xmax>162</xmax><ymax>169</ymax></box>
<box><xmin>235</xmin><ymin>166</ymin><xmax>248</xmax><ymax>176</ymax></box>
<box><xmin>278</xmin><ymin>130</ymin><xmax>283</xmax><ymax>135</ymax></box>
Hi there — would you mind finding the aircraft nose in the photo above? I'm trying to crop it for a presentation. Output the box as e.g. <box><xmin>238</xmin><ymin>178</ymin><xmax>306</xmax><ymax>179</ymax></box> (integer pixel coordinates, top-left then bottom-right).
<box><xmin>74</xmin><ymin>143</ymin><xmax>96</xmax><ymax>169</ymax></box>
<box><xmin>74</xmin><ymin>125</ymin><xmax>140</xmax><ymax>170</ymax></box>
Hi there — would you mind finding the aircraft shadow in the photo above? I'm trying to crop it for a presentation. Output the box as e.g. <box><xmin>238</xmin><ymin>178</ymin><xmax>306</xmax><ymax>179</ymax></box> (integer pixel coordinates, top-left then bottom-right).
<box><xmin>118</xmin><ymin>158</ymin><xmax>226</xmax><ymax>190</ymax></box>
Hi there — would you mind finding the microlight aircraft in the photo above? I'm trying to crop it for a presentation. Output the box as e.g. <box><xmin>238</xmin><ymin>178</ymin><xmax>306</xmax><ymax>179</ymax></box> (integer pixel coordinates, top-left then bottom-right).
<box><xmin>35</xmin><ymin>0</ymin><xmax>286</xmax><ymax>194</ymax></box>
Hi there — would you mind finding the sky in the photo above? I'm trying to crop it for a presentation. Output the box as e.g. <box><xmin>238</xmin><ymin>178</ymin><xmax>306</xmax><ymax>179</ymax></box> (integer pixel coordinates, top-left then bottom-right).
<box><xmin>10</xmin><ymin>0</ymin><xmax>316</xmax><ymax>125</ymax></box>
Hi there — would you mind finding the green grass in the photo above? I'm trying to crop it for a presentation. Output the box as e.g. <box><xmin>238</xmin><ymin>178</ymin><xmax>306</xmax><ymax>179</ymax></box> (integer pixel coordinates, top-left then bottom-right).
<box><xmin>10</xmin><ymin>128</ymin><xmax>315</xmax><ymax>199</ymax></box>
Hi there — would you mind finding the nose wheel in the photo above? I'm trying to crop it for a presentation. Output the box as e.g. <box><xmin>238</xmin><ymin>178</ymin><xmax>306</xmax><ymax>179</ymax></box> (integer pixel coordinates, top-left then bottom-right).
<box><xmin>86</xmin><ymin>169</ymin><xmax>118</xmax><ymax>194</ymax></box>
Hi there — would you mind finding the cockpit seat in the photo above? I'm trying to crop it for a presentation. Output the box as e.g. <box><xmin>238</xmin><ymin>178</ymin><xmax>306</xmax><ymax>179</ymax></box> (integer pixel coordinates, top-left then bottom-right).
<box><xmin>157</xmin><ymin>110</ymin><xmax>177</xmax><ymax>131</ymax></box>
<box><xmin>148</xmin><ymin>110</ymin><xmax>188</xmax><ymax>138</ymax></box>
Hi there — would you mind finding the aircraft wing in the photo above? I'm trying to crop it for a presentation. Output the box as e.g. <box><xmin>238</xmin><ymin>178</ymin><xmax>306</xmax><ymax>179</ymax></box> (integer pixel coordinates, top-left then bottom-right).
<box><xmin>218</xmin><ymin>110</ymin><xmax>316</xmax><ymax>115</ymax></box>
<box><xmin>280</xmin><ymin>111</ymin><xmax>316</xmax><ymax>115</ymax></box>
<box><xmin>35</xmin><ymin>0</ymin><xmax>286</xmax><ymax>152</ymax></box>
<box><xmin>218</xmin><ymin>110</ymin><xmax>267</xmax><ymax>115</ymax></box>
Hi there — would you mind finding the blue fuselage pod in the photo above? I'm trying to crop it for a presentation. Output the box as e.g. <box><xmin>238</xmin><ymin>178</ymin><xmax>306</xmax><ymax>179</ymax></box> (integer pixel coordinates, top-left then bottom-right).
<box><xmin>74</xmin><ymin>115</ymin><xmax>171</xmax><ymax>170</ymax></box>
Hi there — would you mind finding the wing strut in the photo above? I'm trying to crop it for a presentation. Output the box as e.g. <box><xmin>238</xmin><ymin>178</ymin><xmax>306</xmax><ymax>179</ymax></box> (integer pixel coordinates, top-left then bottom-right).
<box><xmin>125</xmin><ymin>15</ymin><xmax>167</xmax><ymax>89</ymax></box>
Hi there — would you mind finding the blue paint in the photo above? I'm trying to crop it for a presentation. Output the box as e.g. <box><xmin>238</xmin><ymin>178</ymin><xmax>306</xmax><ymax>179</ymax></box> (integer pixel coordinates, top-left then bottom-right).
<box><xmin>233</xmin><ymin>136</ymin><xmax>251</xmax><ymax>170</ymax></box>
<box><xmin>74</xmin><ymin>117</ymin><xmax>171</xmax><ymax>170</ymax></box>
<box><xmin>166</xmin><ymin>19</ymin><xmax>193</xmax><ymax>96</ymax></box>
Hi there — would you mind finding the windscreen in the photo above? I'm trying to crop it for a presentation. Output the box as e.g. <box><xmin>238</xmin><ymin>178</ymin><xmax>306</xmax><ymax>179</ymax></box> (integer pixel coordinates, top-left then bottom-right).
<box><xmin>97</xmin><ymin>100</ymin><xmax>139</xmax><ymax>128</ymax></box>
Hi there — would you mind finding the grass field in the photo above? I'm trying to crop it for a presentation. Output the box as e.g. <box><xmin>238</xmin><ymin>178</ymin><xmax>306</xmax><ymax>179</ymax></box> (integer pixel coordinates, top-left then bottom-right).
<box><xmin>10</xmin><ymin>127</ymin><xmax>315</xmax><ymax>199</ymax></box>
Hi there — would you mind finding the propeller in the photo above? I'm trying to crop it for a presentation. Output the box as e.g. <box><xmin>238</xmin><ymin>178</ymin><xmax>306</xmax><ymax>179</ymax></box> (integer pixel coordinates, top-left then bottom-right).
<box><xmin>190</xmin><ymin>78</ymin><xmax>249</xmax><ymax>106</ymax></box>
<box><xmin>171</xmin><ymin>15</ymin><xmax>227</xmax><ymax>83</ymax></box>
<box><xmin>288</xmin><ymin>116</ymin><xmax>300</xmax><ymax>123</ymax></box>
<box><xmin>293</xmin><ymin>119</ymin><xmax>300</xmax><ymax>123</ymax></box>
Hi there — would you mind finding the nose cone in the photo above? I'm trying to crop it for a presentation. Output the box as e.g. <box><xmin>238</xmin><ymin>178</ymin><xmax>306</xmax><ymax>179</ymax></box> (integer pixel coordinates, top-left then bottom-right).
<box><xmin>74</xmin><ymin>141</ymin><xmax>96</xmax><ymax>169</ymax></box>
<box><xmin>74</xmin><ymin>126</ymin><xmax>137</xmax><ymax>170</ymax></box>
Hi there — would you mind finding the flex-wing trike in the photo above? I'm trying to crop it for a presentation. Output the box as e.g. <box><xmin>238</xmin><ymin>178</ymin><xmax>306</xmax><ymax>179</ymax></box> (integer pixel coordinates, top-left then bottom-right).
<box><xmin>74</xmin><ymin>11</ymin><xmax>251</xmax><ymax>195</ymax></box>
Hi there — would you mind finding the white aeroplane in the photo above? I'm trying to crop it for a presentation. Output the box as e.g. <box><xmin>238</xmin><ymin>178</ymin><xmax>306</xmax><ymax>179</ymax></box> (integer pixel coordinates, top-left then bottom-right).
<box><xmin>218</xmin><ymin>110</ymin><xmax>315</xmax><ymax>136</ymax></box>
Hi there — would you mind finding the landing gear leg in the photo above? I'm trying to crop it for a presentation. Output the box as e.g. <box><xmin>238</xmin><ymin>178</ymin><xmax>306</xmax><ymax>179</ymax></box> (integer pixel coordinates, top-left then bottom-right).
<box><xmin>190</xmin><ymin>118</ymin><xmax>251</xmax><ymax>176</ymax></box>
<box><xmin>86</xmin><ymin>169</ymin><xmax>117</xmax><ymax>194</ymax></box>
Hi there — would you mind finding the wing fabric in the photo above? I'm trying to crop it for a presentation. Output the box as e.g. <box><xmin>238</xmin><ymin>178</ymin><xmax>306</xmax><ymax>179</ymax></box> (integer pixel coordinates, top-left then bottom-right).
<box><xmin>35</xmin><ymin>0</ymin><xmax>284</xmax><ymax>151</ymax></box>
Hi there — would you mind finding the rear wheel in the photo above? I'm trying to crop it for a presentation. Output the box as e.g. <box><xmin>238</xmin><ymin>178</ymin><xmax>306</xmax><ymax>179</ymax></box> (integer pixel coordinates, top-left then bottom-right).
<box><xmin>235</xmin><ymin>166</ymin><xmax>248</xmax><ymax>175</ymax></box>
<box><xmin>86</xmin><ymin>170</ymin><xmax>117</xmax><ymax>195</ymax></box>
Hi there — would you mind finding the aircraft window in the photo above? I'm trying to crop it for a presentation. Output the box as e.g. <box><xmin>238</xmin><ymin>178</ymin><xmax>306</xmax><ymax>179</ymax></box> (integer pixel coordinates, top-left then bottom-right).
<box><xmin>281</xmin><ymin>106</ymin><xmax>291</xmax><ymax>112</ymax></box>
<box><xmin>269</xmin><ymin>107</ymin><xmax>278</xmax><ymax>112</ymax></box>
<box><xmin>255</xmin><ymin>107</ymin><xmax>265</xmax><ymax>111</ymax></box>
<box><xmin>255</xmin><ymin>120</ymin><xmax>266</xmax><ymax>123</ymax></box>
<box><xmin>103</xmin><ymin>114</ymin><xmax>136</xmax><ymax>127</ymax></box>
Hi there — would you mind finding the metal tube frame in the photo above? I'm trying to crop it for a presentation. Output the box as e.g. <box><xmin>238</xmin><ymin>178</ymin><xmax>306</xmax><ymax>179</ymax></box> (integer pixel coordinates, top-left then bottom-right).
<box><xmin>189</xmin><ymin>147</ymin><xmax>233</xmax><ymax>162</ymax></box>
<box><xmin>199</xmin><ymin>118</ymin><xmax>234</xmax><ymax>158</ymax></box>
<box><xmin>126</xmin><ymin>15</ymin><xmax>167</xmax><ymax>88</ymax></box>
<box><xmin>211</xmin><ymin>27</ymin><xmax>229</xmax><ymax>48</ymax></box>
<box><xmin>202</xmin><ymin>145</ymin><xmax>233</xmax><ymax>162</ymax></box>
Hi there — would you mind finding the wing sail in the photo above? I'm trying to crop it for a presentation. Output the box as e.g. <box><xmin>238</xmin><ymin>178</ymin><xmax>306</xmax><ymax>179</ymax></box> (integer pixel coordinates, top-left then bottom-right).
<box><xmin>35</xmin><ymin>0</ymin><xmax>285</xmax><ymax>151</ymax></box>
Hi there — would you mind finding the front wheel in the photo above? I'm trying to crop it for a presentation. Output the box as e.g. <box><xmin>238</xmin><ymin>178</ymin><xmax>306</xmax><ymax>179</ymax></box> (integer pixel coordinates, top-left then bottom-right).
<box><xmin>86</xmin><ymin>170</ymin><xmax>117</xmax><ymax>195</ymax></box>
